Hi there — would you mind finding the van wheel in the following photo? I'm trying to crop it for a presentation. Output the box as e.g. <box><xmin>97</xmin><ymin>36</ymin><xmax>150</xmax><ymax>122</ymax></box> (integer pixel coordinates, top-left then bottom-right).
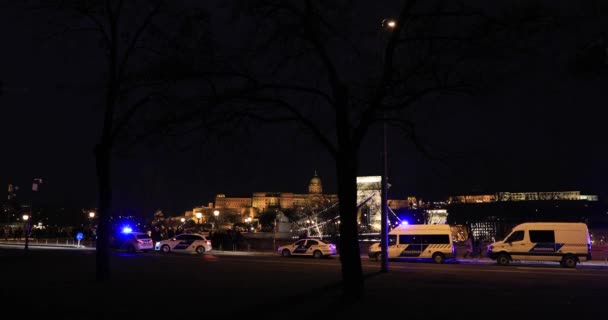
<box><xmin>432</xmin><ymin>253</ymin><xmax>445</xmax><ymax>264</ymax></box>
<box><xmin>496</xmin><ymin>253</ymin><xmax>510</xmax><ymax>266</ymax></box>
<box><xmin>561</xmin><ymin>255</ymin><xmax>577</xmax><ymax>268</ymax></box>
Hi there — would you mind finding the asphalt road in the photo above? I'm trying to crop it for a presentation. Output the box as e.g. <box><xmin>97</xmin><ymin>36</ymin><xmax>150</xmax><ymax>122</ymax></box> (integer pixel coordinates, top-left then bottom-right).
<box><xmin>1</xmin><ymin>248</ymin><xmax>607</xmax><ymax>319</ymax></box>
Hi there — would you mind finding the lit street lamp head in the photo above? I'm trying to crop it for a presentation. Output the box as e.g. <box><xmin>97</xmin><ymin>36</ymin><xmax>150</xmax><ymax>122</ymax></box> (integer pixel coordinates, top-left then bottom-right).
<box><xmin>382</xmin><ymin>18</ymin><xmax>397</xmax><ymax>29</ymax></box>
<box><xmin>22</xmin><ymin>214</ymin><xmax>30</xmax><ymax>251</ymax></box>
<box><xmin>213</xmin><ymin>210</ymin><xmax>219</xmax><ymax>217</ymax></box>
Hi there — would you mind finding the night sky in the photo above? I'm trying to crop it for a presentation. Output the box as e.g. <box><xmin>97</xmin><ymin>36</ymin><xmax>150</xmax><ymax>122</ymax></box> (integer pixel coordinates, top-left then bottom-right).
<box><xmin>1</xmin><ymin>1</ymin><xmax>607</xmax><ymax>217</ymax></box>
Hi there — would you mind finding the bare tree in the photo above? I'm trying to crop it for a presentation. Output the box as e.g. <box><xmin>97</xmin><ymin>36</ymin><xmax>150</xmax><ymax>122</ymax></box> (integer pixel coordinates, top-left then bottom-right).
<box><xmin>181</xmin><ymin>0</ymin><xmax>554</xmax><ymax>299</ymax></box>
<box><xmin>29</xmin><ymin>0</ymin><xmax>216</xmax><ymax>281</ymax></box>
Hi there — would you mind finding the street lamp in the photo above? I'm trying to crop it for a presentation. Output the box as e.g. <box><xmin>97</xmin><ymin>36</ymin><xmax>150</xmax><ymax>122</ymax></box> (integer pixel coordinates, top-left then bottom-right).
<box><xmin>195</xmin><ymin>212</ymin><xmax>202</xmax><ymax>224</ymax></box>
<box><xmin>213</xmin><ymin>210</ymin><xmax>220</xmax><ymax>230</ymax></box>
<box><xmin>382</xmin><ymin>18</ymin><xmax>397</xmax><ymax>29</ymax></box>
<box><xmin>22</xmin><ymin>214</ymin><xmax>30</xmax><ymax>251</ymax></box>
<box><xmin>89</xmin><ymin>211</ymin><xmax>95</xmax><ymax>219</ymax></box>
<box><xmin>378</xmin><ymin>17</ymin><xmax>397</xmax><ymax>273</ymax></box>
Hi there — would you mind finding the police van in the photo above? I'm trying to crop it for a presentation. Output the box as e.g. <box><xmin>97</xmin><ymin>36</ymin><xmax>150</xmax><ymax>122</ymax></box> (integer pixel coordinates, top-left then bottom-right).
<box><xmin>368</xmin><ymin>224</ymin><xmax>456</xmax><ymax>264</ymax></box>
<box><xmin>487</xmin><ymin>222</ymin><xmax>592</xmax><ymax>268</ymax></box>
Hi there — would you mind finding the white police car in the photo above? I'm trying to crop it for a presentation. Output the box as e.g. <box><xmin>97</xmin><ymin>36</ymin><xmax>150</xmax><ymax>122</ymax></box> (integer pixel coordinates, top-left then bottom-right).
<box><xmin>110</xmin><ymin>230</ymin><xmax>154</xmax><ymax>253</ymax></box>
<box><xmin>277</xmin><ymin>238</ymin><xmax>337</xmax><ymax>258</ymax></box>
<box><xmin>155</xmin><ymin>233</ymin><xmax>212</xmax><ymax>255</ymax></box>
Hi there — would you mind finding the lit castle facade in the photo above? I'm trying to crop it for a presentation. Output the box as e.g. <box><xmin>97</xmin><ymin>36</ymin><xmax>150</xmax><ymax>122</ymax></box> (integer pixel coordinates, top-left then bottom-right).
<box><xmin>214</xmin><ymin>172</ymin><xmax>339</xmax><ymax>215</ymax></box>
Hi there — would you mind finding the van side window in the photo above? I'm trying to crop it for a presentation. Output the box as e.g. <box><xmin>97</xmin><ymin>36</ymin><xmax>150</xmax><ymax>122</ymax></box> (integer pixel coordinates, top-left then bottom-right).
<box><xmin>421</xmin><ymin>235</ymin><xmax>450</xmax><ymax>244</ymax></box>
<box><xmin>399</xmin><ymin>235</ymin><xmax>418</xmax><ymax>244</ymax></box>
<box><xmin>505</xmin><ymin>230</ymin><xmax>524</xmax><ymax>242</ymax></box>
<box><xmin>529</xmin><ymin>230</ymin><xmax>555</xmax><ymax>243</ymax></box>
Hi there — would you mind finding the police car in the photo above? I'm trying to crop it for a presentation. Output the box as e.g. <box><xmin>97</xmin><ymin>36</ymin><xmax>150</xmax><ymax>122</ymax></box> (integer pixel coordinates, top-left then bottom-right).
<box><xmin>277</xmin><ymin>238</ymin><xmax>337</xmax><ymax>258</ymax></box>
<box><xmin>110</xmin><ymin>229</ymin><xmax>154</xmax><ymax>253</ymax></box>
<box><xmin>155</xmin><ymin>233</ymin><xmax>212</xmax><ymax>255</ymax></box>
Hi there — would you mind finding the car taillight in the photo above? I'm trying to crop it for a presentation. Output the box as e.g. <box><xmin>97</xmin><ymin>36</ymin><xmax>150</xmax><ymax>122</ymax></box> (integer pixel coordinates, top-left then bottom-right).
<box><xmin>137</xmin><ymin>240</ymin><xmax>143</xmax><ymax>244</ymax></box>
<box><xmin>206</xmin><ymin>241</ymin><xmax>211</xmax><ymax>245</ymax></box>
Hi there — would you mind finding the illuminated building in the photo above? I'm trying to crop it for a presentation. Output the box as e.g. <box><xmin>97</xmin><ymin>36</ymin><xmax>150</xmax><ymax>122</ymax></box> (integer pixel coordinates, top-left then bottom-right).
<box><xmin>214</xmin><ymin>172</ymin><xmax>338</xmax><ymax>215</ymax></box>
<box><xmin>209</xmin><ymin>173</ymin><xmax>412</xmax><ymax>232</ymax></box>
<box><xmin>449</xmin><ymin>191</ymin><xmax>598</xmax><ymax>203</ymax></box>
<box><xmin>447</xmin><ymin>191</ymin><xmax>605</xmax><ymax>242</ymax></box>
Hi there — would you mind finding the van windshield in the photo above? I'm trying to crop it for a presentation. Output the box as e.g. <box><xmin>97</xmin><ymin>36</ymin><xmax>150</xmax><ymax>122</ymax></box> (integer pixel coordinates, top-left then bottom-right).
<box><xmin>504</xmin><ymin>230</ymin><xmax>524</xmax><ymax>243</ymax></box>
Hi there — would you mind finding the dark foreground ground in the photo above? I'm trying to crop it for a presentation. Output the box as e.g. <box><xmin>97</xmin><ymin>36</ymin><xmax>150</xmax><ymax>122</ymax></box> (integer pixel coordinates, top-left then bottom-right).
<box><xmin>2</xmin><ymin>247</ymin><xmax>608</xmax><ymax>319</ymax></box>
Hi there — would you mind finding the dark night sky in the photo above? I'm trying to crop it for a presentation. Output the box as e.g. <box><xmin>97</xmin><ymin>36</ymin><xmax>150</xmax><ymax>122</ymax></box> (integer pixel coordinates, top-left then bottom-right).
<box><xmin>2</xmin><ymin>1</ymin><xmax>607</xmax><ymax>217</ymax></box>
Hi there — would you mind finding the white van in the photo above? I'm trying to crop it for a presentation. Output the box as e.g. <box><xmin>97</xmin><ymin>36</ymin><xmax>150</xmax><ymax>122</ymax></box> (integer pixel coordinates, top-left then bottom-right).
<box><xmin>368</xmin><ymin>224</ymin><xmax>456</xmax><ymax>264</ymax></box>
<box><xmin>487</xmin><ymin>222</ymin><xmax>592</xmax><ymax>268</ymax></box>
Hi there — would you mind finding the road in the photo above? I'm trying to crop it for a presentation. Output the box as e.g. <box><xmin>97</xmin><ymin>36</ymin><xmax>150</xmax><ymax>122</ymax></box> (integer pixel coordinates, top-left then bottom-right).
<box><xmin>1</xmin><ymin>247</ymin><xmax>607</xmax><ymax>319</ymax></box>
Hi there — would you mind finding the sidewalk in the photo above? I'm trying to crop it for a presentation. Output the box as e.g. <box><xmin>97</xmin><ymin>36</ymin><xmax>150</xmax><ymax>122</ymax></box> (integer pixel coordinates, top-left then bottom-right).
<box><xmin>455</xmin><ymin>256</ymin><xmax>608</xmax><ymax>267</ymax></box>
<box><xmin>0</xmin><ymin>240</ymin><xmax>94</xmax><ymax>250</ymax></box>
<box><xmin>2</xmin><ymin>241</ymin><xmax>608</xmax><ymax>267</ymax></box>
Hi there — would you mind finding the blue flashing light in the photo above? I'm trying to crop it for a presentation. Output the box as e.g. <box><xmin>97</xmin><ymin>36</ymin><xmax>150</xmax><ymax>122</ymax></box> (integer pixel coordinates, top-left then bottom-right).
<box><xmin>401</xmin><ymin>220</ymin><xmax>409</xmax><ymax>226</ymax></box>
<box><xmin>121</xmin><ymin>226</ymin><xmax>133</xmax><ymax>234</ymax></box>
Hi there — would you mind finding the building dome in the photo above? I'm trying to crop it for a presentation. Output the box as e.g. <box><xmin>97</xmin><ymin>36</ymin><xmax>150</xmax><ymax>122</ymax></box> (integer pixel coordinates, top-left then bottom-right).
<box><xmin>308</xmin><ymin>171</ymin><xmax>323</xmax><ymax>194</ymax></box>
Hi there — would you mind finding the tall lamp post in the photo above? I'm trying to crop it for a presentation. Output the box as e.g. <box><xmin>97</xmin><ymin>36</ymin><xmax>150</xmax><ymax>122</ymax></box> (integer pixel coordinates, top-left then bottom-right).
<box><xmin>88</xmin><ymin>211</ymin><xmax>96</xmax><ymax>244</ymax></box>
<box><xmin>23</xmin><ymin>214</ymin><xmax>30</xmax><ymax>251</ymax></box>
<box><xmin>380</xmin><ymin>18</ymin><xmax>397</xmax><ymax>273</ymax></box>
<box><xmin>273</xmin><ymin>216</ymin><xmax>278</xmax><ymax>251</ymax></box>
<box><xmin>380</xmin><ymin>119</ymin><xmax>389</xmax><ymax>273</ymax></box>
<box><xmin>195</xmin><ymin>212</ymin><xmax>202</xmax><ymax>225</ymax></box>
<box><xmin>213</xmin><ymin>210</ymin><xmax>220</xmax><ymax>230</ymax></box>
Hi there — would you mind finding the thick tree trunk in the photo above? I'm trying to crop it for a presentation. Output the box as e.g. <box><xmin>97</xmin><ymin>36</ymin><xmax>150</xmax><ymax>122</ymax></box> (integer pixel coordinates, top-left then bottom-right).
<box><xmin>94</xmin><ymin>143</ymin><xmax>112</xmax><ymax>282</ymax></box>
<box><xmin>336</xmin><ymin>147</ymin><xmax>364</xmax><ymax>299</ymax></box>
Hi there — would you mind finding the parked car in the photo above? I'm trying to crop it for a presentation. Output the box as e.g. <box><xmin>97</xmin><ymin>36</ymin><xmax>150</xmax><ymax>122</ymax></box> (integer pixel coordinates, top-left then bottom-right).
<box><xmin>277</xmin><ymin>239</ymin><xmax>337</xmax><ymax>258</ymax></box>
<box><xmin>155</xmin><ymin>233</ymin><xmax>212</xmax><ymax>255</ymax></box>
<box><xmin>110</xmin><ymin>231</ymin><xmax>154</xmax><ymax>253</ymax></box>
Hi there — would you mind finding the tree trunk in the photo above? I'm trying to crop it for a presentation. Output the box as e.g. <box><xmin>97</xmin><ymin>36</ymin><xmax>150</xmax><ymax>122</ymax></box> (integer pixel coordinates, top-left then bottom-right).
<box><xmin>336</xmin><ymin>146</ymin><xmax>364</xmax><ymax>299</ymax></box>
<box><xmin>94</xmin><ymin>143</ymin><xmax>112</xmax><ymax>282</ymax></box>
